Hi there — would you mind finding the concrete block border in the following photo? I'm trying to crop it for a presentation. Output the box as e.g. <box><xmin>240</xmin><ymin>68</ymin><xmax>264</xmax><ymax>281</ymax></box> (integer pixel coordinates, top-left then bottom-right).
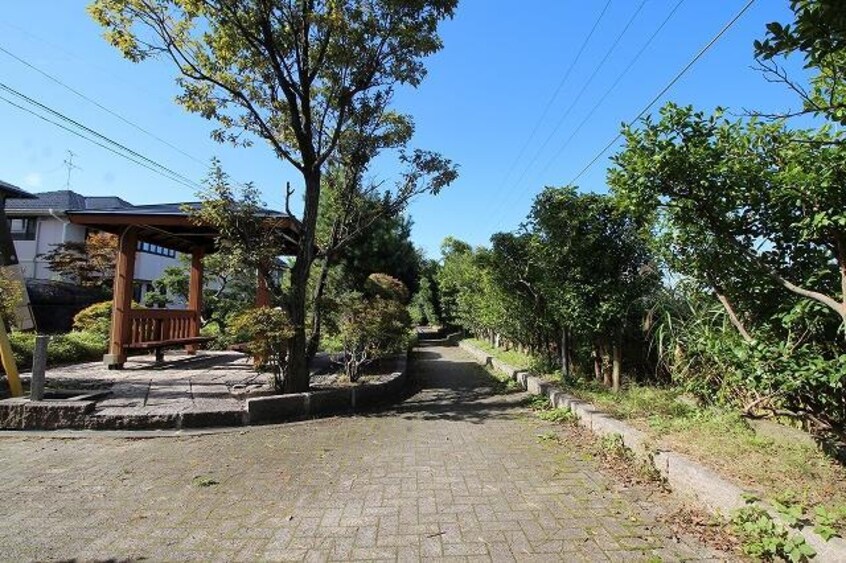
<box><xmin>457</xmin><ymin>339</ymin><xmax>846</xmax><ymax>561</ymax></box>
<box><xmin>246</xmin><ymin>354</ymin><xmax>408</xmax><ymax>425</ymax></box>
<box><xmin>0</xmin><ymin>354</ymin><xmax>409</xmax><ymax>431</ymax></box>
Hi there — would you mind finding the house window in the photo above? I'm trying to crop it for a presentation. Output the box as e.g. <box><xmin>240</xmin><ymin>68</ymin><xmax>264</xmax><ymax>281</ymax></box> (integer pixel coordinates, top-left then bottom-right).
<box><xmin>137</xmin><ymin>241</ymin><xmax>176</xmax><ymax>258</ymax></box>
<box><xmin>8</xmin><ymin>217</ymin><xmax>36</xmax><ymax>241</ymax></box>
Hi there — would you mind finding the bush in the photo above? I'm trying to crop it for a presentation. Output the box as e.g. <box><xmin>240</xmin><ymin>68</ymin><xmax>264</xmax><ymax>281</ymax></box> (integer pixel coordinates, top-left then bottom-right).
<box><xmin>72</xmin><ymin>301</ymin><xmax>113</xmax><ymax>337</ymax></box>
<box><xmin>365</xmin><ymin>273</ymin><xmax>410</xmax><ymax>303</ymax></box>
<box><xmin>3</xmin><ymin>330</ymin><xmax>107</xmax><ymax>373</ymax></box>
<box><xmin>338</xmin><ymin>292</ymin><xmax>412</xmax><ymax>382</ymax></box>
<box><xmin>0</xmin><ymin>268</ymin><xmax>23</xmax><ymax>326</ymax></box>
<box><xmin>230</xmin><ymin>307</ymin><xmax>294</xmax><ymax>390</ymax></box>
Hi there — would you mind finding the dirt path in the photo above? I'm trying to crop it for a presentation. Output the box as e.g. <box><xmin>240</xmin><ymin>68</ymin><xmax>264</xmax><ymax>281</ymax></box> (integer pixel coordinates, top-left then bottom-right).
<box><xmin>0</xmin><ymin>342</ymin><xmax>720</xmax><ymax>561</ymax></box>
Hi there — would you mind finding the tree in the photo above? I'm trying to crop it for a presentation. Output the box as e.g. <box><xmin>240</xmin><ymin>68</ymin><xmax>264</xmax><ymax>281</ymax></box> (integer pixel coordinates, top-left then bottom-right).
<box><xmin>754</xmin><ymin>0</ymin><xmax>846</xmax><ymax>125</ymax></box>
<box><xmin>144</xmin><ymin>252</ymin><xmax>257</xmax><ymax>332</ymax></box>
<box><xmin>610</xmin><ymin>103</ymin><xmax>846</xmax><ymax>334</ymax></box>
<box><xmin>337</xmin><ymin>273</ymin><xmax>411</xmax><ymax>382</ymax></box>
<box><xmin>90</xmin><ymin>0</ymin><xmax>457</xmax><ymax>393</ymax></box>
<box><xmin>610</xmin><ymin>103</ymin><xmax>846</xmax><ymax>428</ymax></box>
<box><xmin>40</xmin><ymin>232</ymin><xmax>117</xmax><ymax>288</ymax></box>
<box><xmin>308</xmin><ymin>148</ymin><xmax>456</xmax><ymax>359</ymax></box>
<box><xmin>524</xmin><ymin>187</ymin><xmax>655</xmax><ymax>389</ymax></box>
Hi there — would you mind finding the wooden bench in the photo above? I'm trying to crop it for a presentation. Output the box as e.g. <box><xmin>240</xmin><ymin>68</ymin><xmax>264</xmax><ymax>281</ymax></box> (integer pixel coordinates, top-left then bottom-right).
<box><xmin>125</xmin><ymin>336</ymin><xmax>214</xmax><ymax>362</ymax></box>
<box><xmin>122</xmin><ymin>309</ymin><xmax>212</xmax><ymax>363</ymax></box>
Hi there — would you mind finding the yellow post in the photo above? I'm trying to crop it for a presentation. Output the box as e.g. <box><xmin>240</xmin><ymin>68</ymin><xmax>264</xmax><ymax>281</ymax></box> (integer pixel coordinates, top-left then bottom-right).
<box><xmin>0</xmin><ymin>320</ymin><xmax>21</xmax><ymax>397</ymax></box>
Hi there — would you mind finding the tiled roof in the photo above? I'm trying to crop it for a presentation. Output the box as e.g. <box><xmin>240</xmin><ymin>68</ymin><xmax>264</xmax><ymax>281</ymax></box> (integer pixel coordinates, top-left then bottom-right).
<box><xmin>7</xmin><ymin>190</ymin><xmax>290</xmax><ymax>219</ymax></box>
<box><xmin>0</xmin><ymin>179</ymin><xmax>37</xmax><ymax>200</ymax></box>
<box><xmin>4</xmin><ymin>190</ymin><xmax>88</xmax><ymax>211</ymax></box>
<box><xmin>83</xmin><ymin>196</ymin><xmax>134</xmax><ymax>210</ymax></box>
<box><xmin>72</xmin><ymin>201</ymin><xmax>289</xmax><ymax>217</ymax></box>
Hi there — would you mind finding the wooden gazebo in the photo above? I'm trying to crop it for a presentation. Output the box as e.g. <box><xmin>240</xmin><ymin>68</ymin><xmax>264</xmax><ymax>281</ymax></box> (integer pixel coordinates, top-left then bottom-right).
<box><xmin>67</xmin><ymin>202</ymin><xmax>300</xmax><ymax>369</ymax></box>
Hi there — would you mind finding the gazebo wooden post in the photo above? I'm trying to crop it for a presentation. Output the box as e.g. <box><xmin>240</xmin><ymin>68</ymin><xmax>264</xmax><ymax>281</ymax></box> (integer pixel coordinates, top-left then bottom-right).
<box><xmin>104</xmin><ymin>226</ymin><xmax>137</xmax><ymax>369</ymax></box>
<box><xmin>256</xmin><ymin>266</ymin><xmax>270</xmax><ymax>308</ymax></box>
<box><xmin>186</xmin><ymin>247</ymin><xmax>204</xmax><ymax>354</ymax></box>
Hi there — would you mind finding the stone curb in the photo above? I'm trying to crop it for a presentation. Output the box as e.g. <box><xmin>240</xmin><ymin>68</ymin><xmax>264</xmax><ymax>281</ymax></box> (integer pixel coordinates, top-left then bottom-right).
<box><xmin>458</xmin><ymin>339</ymin><xmax>846</xmax><ymax>561</ymax></box>
<box><xmin>0</xmin><ymin>354</ymin><xmax>409</xmax><ymax>431</ymax></box>
<box><xmin>246</xmin><ymin>353</ymin><xmax>409</xmax><ymax>425</ymax></box>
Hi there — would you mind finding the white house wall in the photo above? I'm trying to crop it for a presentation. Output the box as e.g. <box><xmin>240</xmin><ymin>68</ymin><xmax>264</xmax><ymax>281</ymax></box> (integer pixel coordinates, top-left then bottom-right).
<box><xmin>14</xmin><ymin>217</ymin><xmax>86</xmax><ymax>280</ymax></box>
<box><xmin>12</xmin><ymin>217</ymin><xmax>182</xmax><ymax>300</ymax></box>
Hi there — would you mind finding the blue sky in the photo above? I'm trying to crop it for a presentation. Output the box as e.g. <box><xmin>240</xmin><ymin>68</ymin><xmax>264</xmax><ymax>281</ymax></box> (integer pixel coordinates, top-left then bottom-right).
<box><xmin>0</xmin><ymin>1</ymin><xmax>801</xmax><ymax>259</ymax></box>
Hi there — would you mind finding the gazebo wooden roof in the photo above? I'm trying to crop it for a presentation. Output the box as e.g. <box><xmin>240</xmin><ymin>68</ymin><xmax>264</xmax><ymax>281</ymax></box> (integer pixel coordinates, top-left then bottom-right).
<box><xmin>66</xmin><ymin>202</ymin><xmax>302</xmax><ymax>369</ymax></box>
<box><xmin>67</xmin><ymin>202</ymin><xmax>301</xmax><ymax>254</ymax></box>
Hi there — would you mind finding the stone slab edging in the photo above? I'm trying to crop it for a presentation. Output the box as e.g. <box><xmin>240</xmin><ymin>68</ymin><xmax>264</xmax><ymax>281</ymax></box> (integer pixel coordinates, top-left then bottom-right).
<box><xmin>457</xmin><ymin>338</ymin><xmax>846</xmax><ymax>561</ymax></box>
<box><xmin>246</xmin><ymin>353</ymin><xmax>409</xmax><ymax>425</ymax></box>
<box><xmin>0</xmin><ymin>354</ymin><xmax>409</xmax><ymax>431</ymax></box>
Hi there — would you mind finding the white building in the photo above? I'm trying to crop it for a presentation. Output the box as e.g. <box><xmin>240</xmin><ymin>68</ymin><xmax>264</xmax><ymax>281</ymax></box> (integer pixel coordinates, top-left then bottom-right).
<box><xmin>5</xmin><ymin>190</ymin><xmax>181</xmax><ymax>302</ymax></box>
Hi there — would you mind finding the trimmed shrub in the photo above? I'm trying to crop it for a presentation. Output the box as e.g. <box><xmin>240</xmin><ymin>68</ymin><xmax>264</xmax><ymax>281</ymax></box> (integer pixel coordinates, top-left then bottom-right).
<box><xmin>230</xmin><ymin>307</ymin><xmax>294</xmax><ymax>390</ymax></box>
<box><xmin>72</xmin><ymin>301</ymin><xmax>113</xmax><ymax>337</ymax></box>
<box><xmin>3</xmin><ymin>330</ymin><xmax>107</xmax><ymax>374</ymax></box>
<box><xmin>365</xmin><ymin>273</ymin><xmax>410</xmax><ymax>303</ymax></box>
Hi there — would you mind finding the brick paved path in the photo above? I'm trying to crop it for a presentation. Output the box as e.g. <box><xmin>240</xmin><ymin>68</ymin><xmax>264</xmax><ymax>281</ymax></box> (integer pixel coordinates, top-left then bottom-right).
<box><xmin>0</xmin><ymin>342</ymin><xmax>719</xmax><ymax>561</ymax></box>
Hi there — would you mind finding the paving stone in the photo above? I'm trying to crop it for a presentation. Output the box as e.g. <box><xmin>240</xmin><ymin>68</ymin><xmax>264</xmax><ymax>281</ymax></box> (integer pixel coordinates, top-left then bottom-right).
<box><xmin>0</xmin><ymin>343</ymin><xmax>722</xmax><ymax>561</ymax></box>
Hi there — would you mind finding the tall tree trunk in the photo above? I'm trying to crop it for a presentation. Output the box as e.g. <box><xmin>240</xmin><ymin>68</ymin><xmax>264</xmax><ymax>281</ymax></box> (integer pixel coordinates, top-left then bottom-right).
<box><xmin>602</xmin><ymin>340</ymin><xmax>612</xmax><ymax>388</ymax></box>
<box><xmin>560</xmin><ymin>326</ymin><xmax>571</xmax><ymax>380</ymax></box>
<box><xmin>283</xmin><ymin>169</ymin><xmax>321</xmax><ymax>393</ymax></box>
<box><xmin>306</xmin><ymin>254</ymin><xmax>333</xmax><ymax>361</ymax></box>
<box><xmin>611</xmin><ymin>330</ymin><xmax>622</xmax><ymax>393</ymax></box>
<box><xmin>709</xmin><ymin>276</ymin><xmax>753</xmax><ymax>343</ymax></box>
<box><xmin>593</xmin><ymin>339</ymin><xmax>602</xmax><ymax>382</ymax></box>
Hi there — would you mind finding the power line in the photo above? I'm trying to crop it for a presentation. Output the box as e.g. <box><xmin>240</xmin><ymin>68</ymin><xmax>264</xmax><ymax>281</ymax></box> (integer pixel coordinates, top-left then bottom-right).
<box><xmin>567</xmin><ymin>0</ymin><xmax>757</xmax><ymax>186</ymax></box>
<box><xmin>533</xmin><ymin>0</ymin><xmax>686</xmax><ymax>187</ymax></box>
<box><xmin>0</xmin><ymin>81</ymin><xmax>203</xmax><ymax>190</ymax></box>
<box><xmin>487</xmin><ymin>0</ymin><xmax>648</xmax><ymax>229</ymax></box>
<box><xmin>0</xmin><ymin>93</ymin><xmax>200</xmax><ymax>190</ymax></box>
<box><xmin>0</xmin><ymin>44</ymin><xmax>208</xmax><ymax>167</ymax></box>
<box><xmin>492</xmin><ymin>0</ymin><xmax>612</xmax><ymax>192</ymax></box>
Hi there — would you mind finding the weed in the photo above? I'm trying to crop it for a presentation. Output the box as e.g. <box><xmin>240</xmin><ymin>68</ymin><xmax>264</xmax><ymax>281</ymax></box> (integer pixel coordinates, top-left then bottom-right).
<box><xmin>536</xmin><ymin>431</ymin><xmax>559</xmax><ymax>444</ymax></box>
<box><xmin>192</xmin><ymin>475</ymin><xmax>219</xmax><ymax>488</ymax></box>
<box><xmin>537</xmin><ymin>408</ymin><xmax>578</xmax><ymax>424</ymax></box>
<box><xmin>527</xmin><ymin>394</ymin><xmax>550</xmax><ymax>411</ymax></box>
<box><xmin>466</xmin><ymin>338</ymin><xmax>533</xmax><ymax>370</ymax></box>
<box><xmin>730</xmin><ymin>505</ymin><xmax>815</xmax><ymax>561</ymax></box>
<box><xmin>813</xmin><ymin>506</ymin><xmax>844</xmax><ymax>541</ymax></box>
<box><xmin>599</xmin><ymin>433</ymin><xmax>633</xmax><ymax>461</ymax></box>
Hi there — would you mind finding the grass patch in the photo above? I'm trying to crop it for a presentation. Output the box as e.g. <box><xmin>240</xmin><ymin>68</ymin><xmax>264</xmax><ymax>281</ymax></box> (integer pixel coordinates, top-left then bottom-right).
<box><xmin>526</xmin><ymin>393</ymin><xmax>578</xmax><ymax>423</ymax></box>
<box><xmin>465</xmin><ymin>338</ymin><xmax>533</xmax><ymax>370</ymax></box>
<box><xmin>560</xmin><ymin>378</ymin><xmax>846</xmax><ymax>537</ymax></box>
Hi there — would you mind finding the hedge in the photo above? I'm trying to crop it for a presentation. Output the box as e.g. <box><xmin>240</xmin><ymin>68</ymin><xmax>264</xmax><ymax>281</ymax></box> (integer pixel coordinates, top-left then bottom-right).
<box><xmin>1</xmin><ymin>330</ymin><xmax>107</xmax><ymax>375</ymax></box>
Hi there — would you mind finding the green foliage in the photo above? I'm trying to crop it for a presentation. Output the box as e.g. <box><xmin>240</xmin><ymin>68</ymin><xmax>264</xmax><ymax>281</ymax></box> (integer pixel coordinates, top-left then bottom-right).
<box><xmin>813</xmin><ymin>505</ymin><xmax>846</xmax><ymax>541</ymax></box>
<box><xmin>0</xmin><ymin>268</ymin><xmax>23</xmax><ymax>326</ymax></box>
<box><xmin>409</xmin><ymin>275</ymin><xmax>441</xmax><ymax>326</ymax></box>
<box><xmin>731</xmin><ymin>504</ymin><xmax>816</xmax><ymax>562</ymax></box>
<box><xmin>230</xmin><ymin>307</ymin><xmax>295</xmax><ymax>390</ymax></box>
<box><xmin>527</xmin><ymin>395</ymin><xmax>578</xmax><ymax>424</ymax></box>
<box><xmin>365</xmin><ymin>273</ymin><xmax>410</xmax><ymax>303</ymax></box>
<box><xmin>611</xmin><ymin>103</ymin><xmax>846</xmax><ymax>431</ymax></box>
<box><xmin>466</xmin><ymin>338</ymin><xmax>533</xmax><ymax>370</ymax></box>
<box><xmin>338</xmin><ymin>281</ymin><xmax>412</xmax><ymax>382</ymax></box>
<box><xmin>72</xmin><ymin>300</ymin><xmax>140</xmax><ymax>338</ymax></box>
<box><xmin>755</xmin><ymin>0</ymin><xmax>846</xmax><ymax>125</ymax></box>
<box><xmin>143</xmin><ymin>265</ymin><xmax>189</xmax><ymax>308</ymax></box>
<box><xmin>6</xmin><ymin>331</ymin><xmax>107</xmax><ymax>372</ymax></box>
<box><xmin>89</xmin><ymin>0</ymin><xmax>458</xmax><ymax>393</ymax></box>
<box><xmin>72</xmin><ymin>301</ymin><xmax>113</xmax><ymax>338</ymax></box>
<box><xmin>191</xmin><ymin>475</ymin><xmax>219</xmax><ymax>488</ymax></box>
